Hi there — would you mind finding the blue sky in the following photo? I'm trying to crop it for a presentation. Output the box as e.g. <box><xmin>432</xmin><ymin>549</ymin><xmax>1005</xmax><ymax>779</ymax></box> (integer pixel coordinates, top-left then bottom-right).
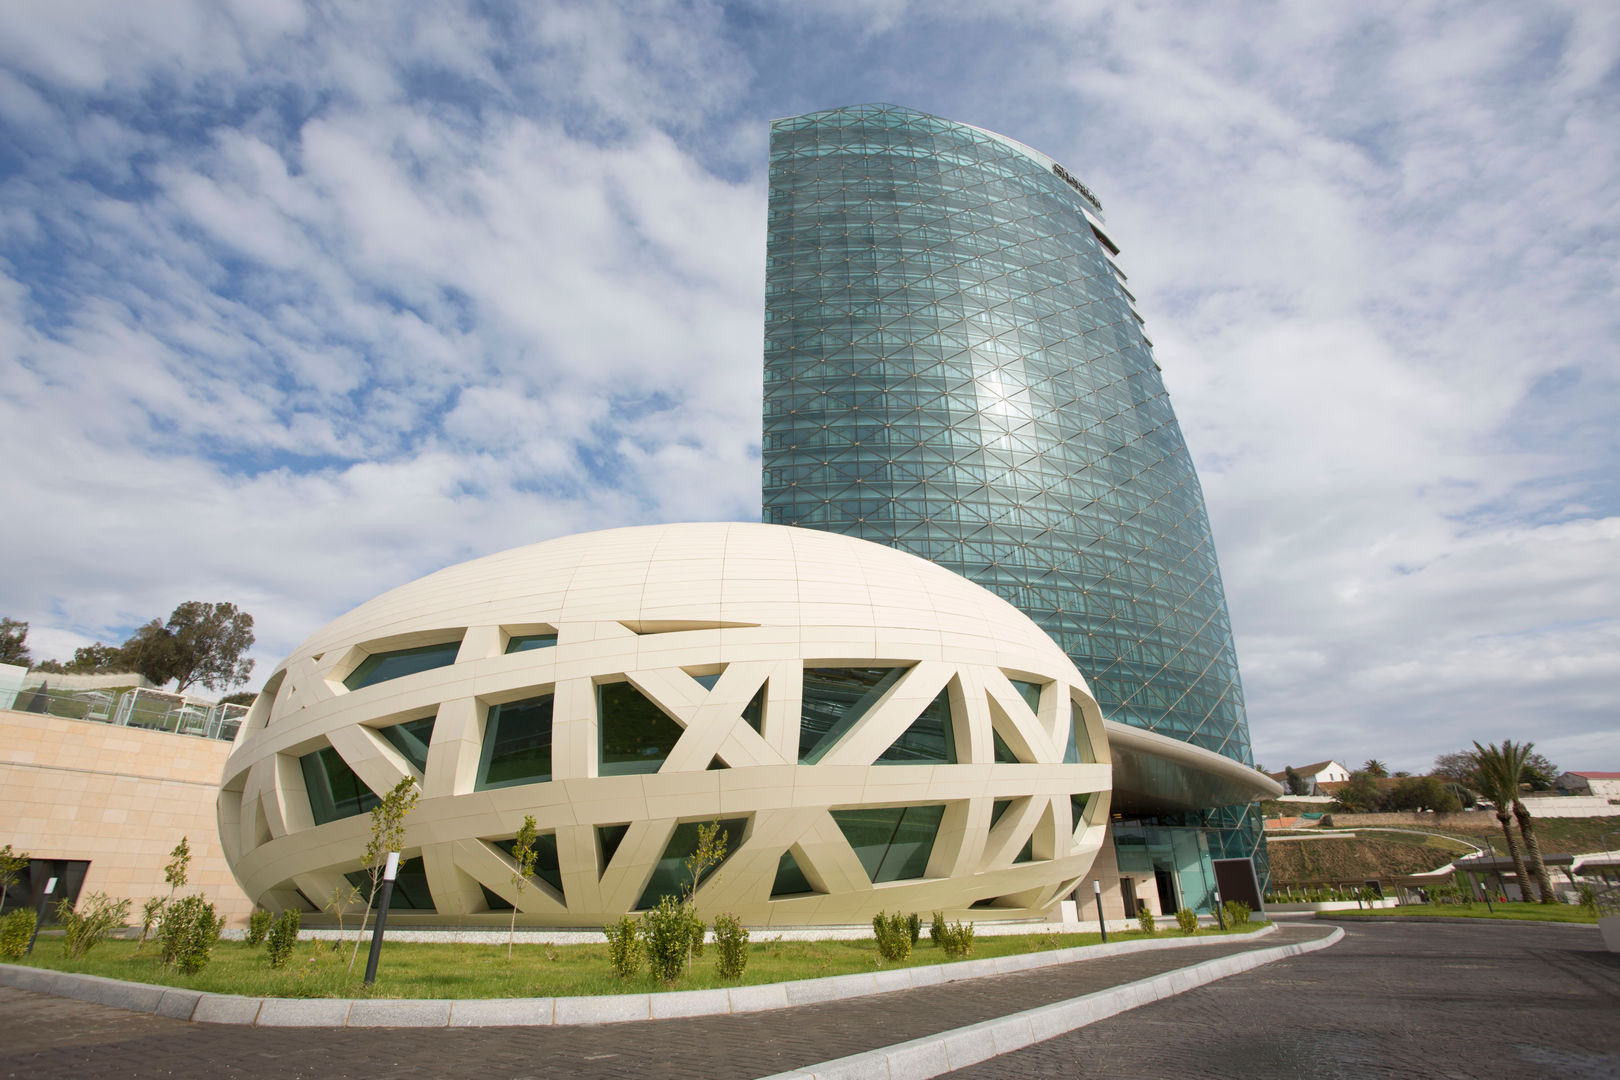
<box><xmin>1</xmin><ymin>0</ymin><xmax>1616</xmax><ymax>775</ymax></box>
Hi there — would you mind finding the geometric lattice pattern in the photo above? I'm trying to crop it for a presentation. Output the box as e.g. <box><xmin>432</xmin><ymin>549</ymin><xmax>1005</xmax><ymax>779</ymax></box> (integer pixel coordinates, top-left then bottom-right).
<box><xmin>218</xmin><ymin>523</ymin><xmax>1112</xmax><ymax>927</ymax></box>
<box><xmin>762</xmin><ymin>104</ymin><xmax>1253</xmax><ymax>766</ymax></box>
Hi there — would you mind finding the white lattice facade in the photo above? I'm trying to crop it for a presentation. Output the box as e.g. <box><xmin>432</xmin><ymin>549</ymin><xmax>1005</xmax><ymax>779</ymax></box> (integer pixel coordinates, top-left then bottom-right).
<box><xmin>218</xmin><ymin>523</ymin><xmax>1111</xmax><ymax>926</ymax></box>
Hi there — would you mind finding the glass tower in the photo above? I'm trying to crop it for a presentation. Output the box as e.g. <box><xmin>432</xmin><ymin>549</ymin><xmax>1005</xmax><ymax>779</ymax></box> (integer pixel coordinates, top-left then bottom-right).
<box><xmin>760</xmin><ymin>104</ymin><xmax>1266</xmax><ymax>884</ymax></box>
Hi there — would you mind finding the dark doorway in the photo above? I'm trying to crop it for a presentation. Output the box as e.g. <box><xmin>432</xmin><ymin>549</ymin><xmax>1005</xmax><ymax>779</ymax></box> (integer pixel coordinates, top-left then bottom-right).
<box><xmin>1121</xmin><ymin>876</ymin><xmax>1140</xmax><ymax>916</ymax></box>
<box><xmin>1</xmin><ymin>859</ymin><xmax>90</xmax><ymax>916</ymax></box>
<box><xmin>1154</xmin><ymin>867</ymin><xmax>1177</xmax><ymax>912</ymax></box>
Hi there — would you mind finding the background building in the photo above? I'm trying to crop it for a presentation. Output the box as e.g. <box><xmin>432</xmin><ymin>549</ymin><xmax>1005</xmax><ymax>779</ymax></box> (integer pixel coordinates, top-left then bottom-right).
<box><xmin>761</xmin><ymin>104</ymin><xmax>1276</xmax><ymax>916</ymax></box>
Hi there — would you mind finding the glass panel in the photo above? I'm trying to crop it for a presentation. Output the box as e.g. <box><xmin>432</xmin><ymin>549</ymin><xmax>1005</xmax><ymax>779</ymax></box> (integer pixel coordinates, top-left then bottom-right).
<box><xmin>799</xmin><ymin>667</ymin><xmax>905</xmax><ymax>763</ymax></box>
<box><xmin>876</xmin><ymin>688</ymin><xmax>956</xmax><ymax>764</ymax></box>
<box><xmin>1015</xmin><ymin>835</ymin><xmax>1034</xmax><ymax>863</ymax></box>
<box><xmin>992</xmin><ymin>728</ymin><xmax>1020</xmax><ymax>764</ymax></box>
<box><xmin>477</xmin><ymin>695</ymin><xmax>554</xmax><ymax>790</ymax></box>
<box><xmin>480</xmin><ymin>884</ymin><xmax>513</xmax><ymax>911</ymax></box>
<box><xmin>599</xmin><ymin>682</ymin><xmax>685</xmax><ymax>776</ymax></box>
<box><xmin>1070</xmin><ymin>792</ymin><xmax>1090</xmax><ymax>829</ymax></box>
<box><xmin>691</xmin><ymin>673</ymin><xmax>721</xmax><ymax>691</ymax></box>
<box><xmin>830</xmin><ymin>804</ymin><xmax>945</xmax><ymax>883</ymax></box>
<box><xmin>741</xmin><ymin>683</ymin><xmax>765</xmax><ymax>734</ymax></box>
<box><xmin>771</xmin><ymin>850</ymin><xmax>814</xmax><ymax>897</ymax></box>
<box><xmin>345</xmin><ymin>856</ymin><xmax>432</xmax><ymax>910</ymax></box>
<box><xmin>1010</xmin><ymin>680</ymin><xmax>1042</xmax><ymax>714</ymax></box>
<box><xmin>597</xmin><ymin>823</ymin><xmax>629</xmax><ymax>872</ymax></box>
<box><xmin>300</xmin><ymin>747</ymin><xmax>379</xmax><ymax>825</ymax></box>
<box><xmin>377</xmin><ymin>715</ymin><xmax>435</xmax><ymax>774</ymax></box>
<box><xmin>634</xmin><ymin>818</ymin><xmax>747</xmax><ymax>910</ymax></box>
<box><xmin>989</xmin><ymin>798</ymin><xmax>1012</xmax><ymax>829</ymax></box>
<box><xmin>506</xmin><ymin>634</ymin><xmax>557</xmax><ymax>653</ymax></box>
<box><xmin>1067</xmin><ymin>704</ymin><xmax>1093</xmax><ymax>763</ymax></box>
<box><xmin>343</xmin><ymin>640</ymin><xmax>461</xmax><ymax>691</ymax></box>
<box><xmin>494</xmin><ymin>833</ymin><xmax>563</xmax><ymax>893</ymax></box>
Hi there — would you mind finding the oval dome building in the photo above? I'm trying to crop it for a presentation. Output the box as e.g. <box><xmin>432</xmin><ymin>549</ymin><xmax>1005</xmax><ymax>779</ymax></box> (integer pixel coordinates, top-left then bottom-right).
<box><xmin>218</xmin><ymin>523</ymin><xmax>1111</xmax><ymax>926</ymax></box>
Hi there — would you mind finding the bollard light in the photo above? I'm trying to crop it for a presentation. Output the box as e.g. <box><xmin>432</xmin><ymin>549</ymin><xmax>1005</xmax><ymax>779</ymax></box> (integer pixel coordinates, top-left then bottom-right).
<box><xmin>1093</xmin><ymin>879</ymin><xmax>1107</xmax><ymax>943</ymax></box>
<box><xmin>26</xmin><ymin>876</ymin><xmax>57</xmax><ymax>955</ymax></box>
<box><xmin>1213</xmin><ymin>888</ymin><xmax>1226</xmax><ymax>930</ymax></box>
<box><xmin>363</xmin><ymin>852</ymin><xmax>401</xmax><ymax>987</ymax></box>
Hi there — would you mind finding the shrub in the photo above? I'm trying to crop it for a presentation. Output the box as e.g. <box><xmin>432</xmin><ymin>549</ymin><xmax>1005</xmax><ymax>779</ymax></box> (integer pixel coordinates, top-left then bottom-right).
<box><xmin>1175</xmin><ymin>908</ymin><xmax>1199</xmax><ymax>935</ymax></box>
<box><xmin>906</xmin><ymin>911</ymin><xmax>921</xmax><ymax>946</ymax></box>
<box><xmin>642</xmin><ymin>896</ymin><xmax>689</xmax><ymax>982</ymax></box>
<box><xmin>603</xmin><ymin>915</ymin><xmax>640</xmax><ymax>979</ymax></box>
<box><xmin>0</xmin><ymin>909</ymin><xmax>34</xmax><ymax>960</ymax></box>
<box><xmin>266</xmin><ymin>910</ymin><xmax>299</xmax><ymax>969</ymax></box>
<box><xmin>137</xmin><ymin>896</ymin><xmax>165</xmax><ymax>948</ymax></box>
<box><xmin>160</xmin><ymin>895</ymin><xmax>221</xmax><ymax>973</ymax></box>
<box><xmin>939</xmin><ymin>919</ymin><xmax>975</xmax><ymax>958</ymax></box>
<box><xmin>58</xmin><ymin>892</ymin><xmax>131</xmax><ymax>958</ymax></box>
<box><xmin>1137</xmin><ymin>907</ymin><xmax>1155</xmax><ymax>934</ymax></box>
<box><xmin>684</xmin><ymin>905</ymin><xmax>706</xmax><ymax>961</ymax></box>
<box><xmin>1577</xmin><ymin>882</ymin><xmax>1599</xmax><ymax>915</ymax></box>
<box><xmin>714</xmin><ymin>912</ymin><xmax>748</xmax><ymax>979</ymax></box>
<box><xmin>247</xmin><ymin>908</ymin><xmax>272</xmax><ymax>947</ymax></box>
<box><xmin>929</xmin><ymin>910</ymin><xmax>947</xmax><ymax>946</ymax></box>
<box><xmin>872</xmin><ymin>910</ymin><xmax>912</xmax><ymax>962</ymax></box>
<box><xmin>1222</xmin><ymin>900</ymin><xmax>1251</xmax><ymax>927</ymax></box>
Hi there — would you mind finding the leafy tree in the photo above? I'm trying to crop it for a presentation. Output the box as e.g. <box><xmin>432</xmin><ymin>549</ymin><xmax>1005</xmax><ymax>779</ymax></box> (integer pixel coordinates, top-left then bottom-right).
<box><xmin>507</xmin><ymin>815</ymin><xmax>538</xmax><ymax>960</ymax></box>
<box><xmin>1474</xmin><ymin>741</ymin><xmax>1555</xmax><ymax>903</ymax></box>
<box><xmin>1432</xmin><ymin>751</ymin><xmax>1477</xmax><ymax>783</ymax></box>
<box><xmin>0</xmin><ymin>618</ymin><xmax>30</xmax><ymax>667</ymax></box>
<box><xmin>1519</xmin><ymin>751</ymin><xmax>1559</xmax><ymax>791</ymax></box>
<box><xmin>219</xmin><ymin>690</ymin><xmax>258</xmax><ymax>707</ymax></box>
<box><xmin>1284</xmin><ymin>766</ymin><xmax>1309</xmax><ymax>796</ymax></box>
<box><xmin>1385</xmin><ymin>775</ymin><xmax>1461</xmax><ymax>813</ymax></box>
<box><xmin>29</xmin><ymin>659</ymin><xmax>66</xmax><ymax>674</ymax></box>
<box><xmin>120</xmin><ymin>619</ymin><xmax>179</xmax><ymax>685</ymax></box>
<box><xmin>0</xmin><ymin>844</ymin><xmax>29</xmax><ymax>910</ymax></box>
<box><xmin>165</xmin><ymin>836</ymin><xmax>191</xmax><ymax>896</ymax></box>
<box><xmin>66</xmin><ymin>643</ymin><xmax>123</xmax><ymax>673</ymax></box>
<box><xmin>349</xmin><ymin>777</ymin><xmax>419</xmax><ymax>971</ymax></box>
<box><xmin>120</xmin><ymin>602</ymin><xmax>256</xmax><ymax>692</ymax></box>
<box><xmin>1333</xmin><ymin>771</ymin><xmax>1382</xmax><ymax>812</ymax></box>
<box><xmin>1362</xmin><ymin>759</ymin><xmax>1389</xmax><ymax>778</ymax></box>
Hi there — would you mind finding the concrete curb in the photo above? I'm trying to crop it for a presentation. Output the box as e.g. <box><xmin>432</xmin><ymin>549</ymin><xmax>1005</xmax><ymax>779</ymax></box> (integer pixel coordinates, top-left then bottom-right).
<box><xmin>753</xmin><ymin>925</ymin><xmax>1346</xmax><ymax>1080</ymax></box>
<box><xmin>0</xmin><ymin>924</ymin><xmax>1279</xmax><ymax>1028</ymax></box>
<box><xmin>1318</xmin><ymin>914</ymin><xmax>1601</xmax><ymax>928</ymax></box>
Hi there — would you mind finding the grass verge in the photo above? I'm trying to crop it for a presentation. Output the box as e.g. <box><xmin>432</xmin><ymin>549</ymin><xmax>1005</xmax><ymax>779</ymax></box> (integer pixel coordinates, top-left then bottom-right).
<box><xmin>1325</xmin><ymin>904</ymin><xmax>1599</xmax><ymax>924</ymax></box>
<box><xmin>7</xmin><ymin>923</ymin><xmax>1267</xmax><ymax>999</ymax></box>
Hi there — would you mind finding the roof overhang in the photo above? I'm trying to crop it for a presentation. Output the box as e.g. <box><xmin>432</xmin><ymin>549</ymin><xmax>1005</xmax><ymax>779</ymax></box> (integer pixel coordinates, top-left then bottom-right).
<box><xmin>1105</xmin><ymin>720</ymin><xmax>1283</xmax><ymax>814</ymax></box>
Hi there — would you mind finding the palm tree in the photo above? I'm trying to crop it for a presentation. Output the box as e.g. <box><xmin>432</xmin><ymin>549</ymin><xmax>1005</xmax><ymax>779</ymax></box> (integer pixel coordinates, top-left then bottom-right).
<box><xmin>1473</xmin><ymin>741</ymin><xmax>1555</xmax><ymax>903</ymax></box>
<box><xmin>1362</xmin><ymin>759</ymin><xmax>1389</xmax><ymax>778</ymax></box>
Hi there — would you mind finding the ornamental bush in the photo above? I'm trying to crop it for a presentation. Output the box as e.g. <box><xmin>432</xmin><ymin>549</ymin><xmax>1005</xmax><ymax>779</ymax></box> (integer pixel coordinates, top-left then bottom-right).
<box><xmin>160</xmin><ymin>895</ymin><xmax>221</xmax><ymax>973</ymax></box>
<box><xmin>0</xmin><ymin>909</ymin><xmax>34</xmax><ymax>960</ymax></box>
<box><xmin>1175</xmin><ymin>908</ymin><xmax>1199</xmax><ymax>935</ymax></box>
<box><xmin>906</xmin><ymin>911</ymin><xmax>921</xmax><ymax>946</ymax></box>
<box><xmin>939</xmin><ymin>919</ymin><xmax>975</xmax><ymax>958</ymax></box>
<box><xmin>266</xmin><ymin>910</ymin><xmax>300</xmax><ymax>969</ymax></box>
<box><xmin>642</xmin><ymin>896</ymin><xmax>689</xmax><ymax>983</ymax></box>
<box><xmin>872</xmin><ymin>910</ymin><xmax>912</xmax><ymax>962</ymax></box>
<box><xmin>603</xmin><ymin>915</ymin><xmax>640</xmax><ymax>979</ymax></box>
<box><xmin>929</xmin><ymin>910</ymin><xmax>947</xmax><ymax>946</ymax></box>
<box><xmin>1137</xmin><ymin>907</ymin><xmax>1156</xmax><ymax>934</ymax></box>
<box><xmin>247</xmin><ymin>908</ymin><xmax>272</xmax><ymax>947</ymax></box>
<box><xmin>58</xmin><ymin>892</ymin><xmax>131</xmax><ymax>958</ymax></box>
<box><xmin>1222</xmin><ymin>900</ymin><xmax>1251</xmax><ymax>927</ymax></box>
<box><xmin>713</xmin><ymin>912</ymin><xmax>748</xmax><ymax>979</ymax></box>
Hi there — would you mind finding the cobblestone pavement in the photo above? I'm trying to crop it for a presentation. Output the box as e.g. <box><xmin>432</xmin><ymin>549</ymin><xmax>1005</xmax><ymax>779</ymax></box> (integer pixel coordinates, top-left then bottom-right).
<box><xmin>944</xmin><ymin>919</ymin><xmax>1620</xmax><ymax>1080</ymax></box>
<box><xmin>0</xmin><ymin>926</ymin><xmax>1326</xmax><ymax>1079</ymax></box>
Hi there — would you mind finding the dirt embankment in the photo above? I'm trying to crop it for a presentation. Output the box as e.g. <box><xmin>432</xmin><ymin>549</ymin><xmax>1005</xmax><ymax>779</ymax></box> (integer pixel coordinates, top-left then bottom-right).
<box><xmin>1268</xmin><ymin>836</ymin><xmax>1458</xmax><ymax>884</ymax></box>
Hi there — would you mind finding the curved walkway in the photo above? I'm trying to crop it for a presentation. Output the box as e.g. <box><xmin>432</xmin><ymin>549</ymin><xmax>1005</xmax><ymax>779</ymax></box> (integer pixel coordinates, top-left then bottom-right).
<box><xmin>0</xmin><ymin>924</ymin><xmax>1333</xmax><ymax>1079</ymax></box>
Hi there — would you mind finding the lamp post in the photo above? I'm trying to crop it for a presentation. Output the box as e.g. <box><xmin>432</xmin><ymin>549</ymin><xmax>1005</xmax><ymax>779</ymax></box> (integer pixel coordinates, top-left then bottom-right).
<box><xmin>25</xmin><ymin>877</ymin><xmax>56</xmax><ymax>954</ymax></box>
<box><xmin>363</xmin><ymin>852</ymin><xmax>400</xmax><ymax>987</ymax></box>
<box><xmin>1093</xmin><ymin>880</ymin><xmax>1107</xmax><ymax>943</ymax></box>
<box><xmin>1213</xmin><ymin>887</ymin><xmax>1226</xmax><ymax>930</ymax></box>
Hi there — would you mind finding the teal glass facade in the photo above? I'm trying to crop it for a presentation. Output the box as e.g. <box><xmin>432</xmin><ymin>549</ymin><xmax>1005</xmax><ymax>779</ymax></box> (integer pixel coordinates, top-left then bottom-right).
<box><xmin>760</xmin><ymin>104</ymin><xmax>1265</xmax><ymax>887</ymax></box>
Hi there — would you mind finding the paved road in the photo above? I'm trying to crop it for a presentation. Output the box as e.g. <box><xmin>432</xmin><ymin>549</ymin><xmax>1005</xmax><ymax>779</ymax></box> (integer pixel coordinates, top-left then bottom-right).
<box><xmin>945</xmin><ymin>919</ymin><xmax>1620</xmax><ymax>1080</ymax></box>
<box><xmin>0</xmin><ymin>927</ymin><xmax>1323</xmax><ymax>1080</ymax></box>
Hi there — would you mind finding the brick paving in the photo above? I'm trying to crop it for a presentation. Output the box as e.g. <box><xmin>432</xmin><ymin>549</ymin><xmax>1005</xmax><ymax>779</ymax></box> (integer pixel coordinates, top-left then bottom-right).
<box><xmin>944</xmin><ymin>919</ymin><xmax>1620</xmax><ymax>1080</ymax></box>
<box><xmin>0</xmin><ymin>926</ymin><xmax>1326</xmax><ymax>1080</ymax></box>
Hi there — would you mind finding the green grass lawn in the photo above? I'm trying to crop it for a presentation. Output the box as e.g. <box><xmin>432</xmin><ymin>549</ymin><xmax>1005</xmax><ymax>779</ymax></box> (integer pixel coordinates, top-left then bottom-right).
<box><xmin>6</xmin><ymin>923</ymin><xmax>1267</xmax><ymax>999</ymax></box>
<box><xmin>1329</xmin><ymin>903</ymin><xmax>1600</xmax><ymax>924</ymax></box>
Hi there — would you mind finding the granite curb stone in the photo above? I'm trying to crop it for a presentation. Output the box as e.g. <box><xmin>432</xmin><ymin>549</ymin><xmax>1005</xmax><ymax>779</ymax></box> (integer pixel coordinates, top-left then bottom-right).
<box><xmin>0</xmin><ymin>923</ymin><xmax>1282</xmax><ymax>1029</ymax></box>
<box><xmin>753</xmin><ymin>926</ymin><xmax>1346</xmax><ymax>1080</ymax></box>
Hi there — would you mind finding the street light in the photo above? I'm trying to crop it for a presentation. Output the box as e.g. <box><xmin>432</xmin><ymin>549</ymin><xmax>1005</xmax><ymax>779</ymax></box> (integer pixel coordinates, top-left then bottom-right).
<box><xmin>1093</xmin><ymin>880</ymin><xmax>1107</xmax><ymax>943</ymax></box>
<box><xmin>363</xmin><ymin>852</ymin><xmax>400</xmax><ymax>987</ymax></box>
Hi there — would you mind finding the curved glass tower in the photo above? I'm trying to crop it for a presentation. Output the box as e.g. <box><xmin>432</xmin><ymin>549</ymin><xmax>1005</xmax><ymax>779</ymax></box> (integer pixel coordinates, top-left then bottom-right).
<box><xmin>761</xmin><ymin>104</ymin><xmax>1266</xmax><ymax>886</ymax></box>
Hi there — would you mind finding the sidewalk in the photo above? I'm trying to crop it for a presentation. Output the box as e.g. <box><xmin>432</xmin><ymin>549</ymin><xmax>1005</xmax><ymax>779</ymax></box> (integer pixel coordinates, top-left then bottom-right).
<box><xmin>0</xmin><ymin>924</ymin><xmax>1337</xmax><ymax>1080</ymax></box>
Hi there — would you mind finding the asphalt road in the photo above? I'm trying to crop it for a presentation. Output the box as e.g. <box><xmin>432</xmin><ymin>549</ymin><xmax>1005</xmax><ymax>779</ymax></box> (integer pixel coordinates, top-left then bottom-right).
<box><xmin>944</xmin><ymin>918</ymin><xmax>1620</xmax><ymax>1080</ymax></box>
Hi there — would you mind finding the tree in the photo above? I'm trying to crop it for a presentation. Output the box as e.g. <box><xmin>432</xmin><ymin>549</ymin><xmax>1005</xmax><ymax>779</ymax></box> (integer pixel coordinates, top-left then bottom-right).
<box><xmin>1431</xmin><ymin>751</ymin><xmax>1479</xmax><ymax>784</ymax></box>
<box><xmin>1362</xmin><ymin>759</ymin><xmax>1389</xmax><ymax>778</ymax></box>
<box><xmin>1333</xmin><ymin>771</ymin><xmax>1382</xmax><ymax>813</ymax></box>
<box><xmin>1385</xmin><ymin>775</ymin><xmax>1461</xmax><ymax>813</ymax></box>
<box><xmin>219</xmin><ymin>690</ymin><xmax>258</xmax><ymax>707</ymax></box>
<box><xmin>157</xmin><ymin>602</ymin><xmax>257</xmax><ymax>693</ymax></box>
<box><xmin>349</xmin><ymin>777</ymin><xmax>419</xmax><ymax>971</ymax></box>
<box><xmin>507</xmin><ymin>816</ymin><xmax>538</xmax><ymax>961</ymax></box>
<box><xmin>1284</xmin><ymin>766</ymin><xmax>1309</xmax><ymax>796</ymax></box>
<box><xmin>0</xmin><ymin>619</ymin><xmax>30</xmax><ymax>668</ymax></box>
<box><xmin>1473</xmin><ymin>741</ymin><xmax>1554</xmax><ymax>903</ymax></box>
<box><xmin>0</xmin><ymin>844</ymin><xmax>29</xmax><ymax>910</ymax></box>
<box><xmin>66</xmin><ymin>643</ymin><xmax>123</xmax><ymax>674</ymax></box>
<box><xmin>1519</xmin><ymin>751</ymin><xmax>1559</xmax><ymax>792</ymax></box>
<box><xmin>120</xmin><ymin>619</ymin><xmax>179</xmax><ymax>685</ymax></box>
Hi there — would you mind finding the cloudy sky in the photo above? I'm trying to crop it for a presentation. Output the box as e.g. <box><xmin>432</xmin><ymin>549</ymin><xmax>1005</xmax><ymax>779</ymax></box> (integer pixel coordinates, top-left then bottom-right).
<box><xmin>1</xmin><ymin>1</ymin><xmax>1615</xmax><ymax>776</ymax></box>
